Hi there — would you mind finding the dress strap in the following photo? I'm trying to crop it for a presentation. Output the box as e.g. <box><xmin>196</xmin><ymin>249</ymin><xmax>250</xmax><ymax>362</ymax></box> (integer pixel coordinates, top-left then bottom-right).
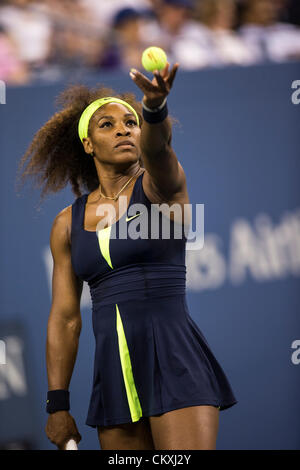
<box><xmin>133</xmin><ymin>169</ymin><xmax>152</xmax><ymax>208</ymax></box>
<box><xmin>71</xmin><ymin>193</ymin><xmax>87</xmax><ymax>233</ymax></box>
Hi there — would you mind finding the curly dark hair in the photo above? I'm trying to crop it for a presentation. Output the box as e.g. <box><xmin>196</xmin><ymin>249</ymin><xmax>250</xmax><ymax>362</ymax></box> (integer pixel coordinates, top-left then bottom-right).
<box><xmin>16</xmin><ymin>83</ymin><xmax>149</xmax><ymax>203</ymax></box>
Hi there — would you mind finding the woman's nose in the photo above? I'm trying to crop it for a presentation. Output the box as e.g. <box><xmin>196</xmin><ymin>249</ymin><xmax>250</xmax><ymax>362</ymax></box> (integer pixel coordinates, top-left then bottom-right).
<box><xmin>116</xmin><ymin>129</ymin><xmax>130</xmax><ymax>136</ymax></box>
<box><xmin>116</xmin><ymin>123</ymin><xmax>130</xmax><ymax>136</ymax></box>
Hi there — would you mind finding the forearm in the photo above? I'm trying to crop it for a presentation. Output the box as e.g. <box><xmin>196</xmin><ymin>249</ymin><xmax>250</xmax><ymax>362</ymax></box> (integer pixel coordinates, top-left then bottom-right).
<box><xmin>140</xmin><ymin>114</ymin><xmax>172</xmax><ymax>158</ymax></box>
<box><xmin>46</xmin><ymin>312</ymin><xmax>81</xmax><ymax>390</ymax></box>
<box><xmin>140</xmin><ymin>104</ymin><xmax>181</xmax><ymax>195</ymax></box>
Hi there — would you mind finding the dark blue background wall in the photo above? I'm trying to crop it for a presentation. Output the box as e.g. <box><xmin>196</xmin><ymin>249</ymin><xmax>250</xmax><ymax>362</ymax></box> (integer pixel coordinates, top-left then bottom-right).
<box><xmin>0</xmin><ymin>62</ymin><xmax>299</xmax><ymax>449</ymax></box>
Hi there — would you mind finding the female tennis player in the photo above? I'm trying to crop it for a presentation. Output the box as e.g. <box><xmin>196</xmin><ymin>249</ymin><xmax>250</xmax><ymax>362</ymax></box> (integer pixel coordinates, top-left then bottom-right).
<box><xmin>18</xmin><ymin>62</ymin><xmax>237</xmax><ymax>450</ymax></box>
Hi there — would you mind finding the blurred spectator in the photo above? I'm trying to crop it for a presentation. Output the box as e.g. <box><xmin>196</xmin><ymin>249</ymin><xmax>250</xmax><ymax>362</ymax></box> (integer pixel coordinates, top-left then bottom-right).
<box><xmin>156</xmin><ymin>0</ymin><xmax>196</xmax><ymax>37</ymax></box>
<box><xmin>79</xmin><ymin>0</ymin><xmax>153</xmax><ymax>36</ymax></box>
<box><xmin>100</xmin><ymin>1</ymin><xmax>215</xmax><ymax>72</ymax></box>
<box><xmin>153</xmin><ymin>0</ymin><xmax>206</xmax><ymax>49</ymax></box>
<box><xmin>0</xmin><ymin>0</ymin><xmax>299</xmax><ymax>84</ymax></box>
<box><xmin>168</xmin><ymin>0</ymin><xmax>256</xmax><ymax>69</ymax></box>
<box><xmin>239</xmin><ymin>0</ymin><xmax>300</xmax><ymax>62</ymax></box>
<box><xmin>0</xmin><ymin>0</ymin><xmax>52</xmax><ymax>70</ymax></box>
<box><xmin>0</xmin><ymin>24</ymin><xmax>29</xmax><ymax>84</ymax></box>
<box><xmin>100</xmin><ymin>8</ymin><xmax>154</xmax><ymax>71</ymax></box>
<box><xmin>37</xmin><ymin>0</ymin><xmax>105</xmax><ymax>73</ymax></box>
<box><xmin>141</xmin><ymin>0</ymin><xmax>215</xmax><ymax>68</ymax></box>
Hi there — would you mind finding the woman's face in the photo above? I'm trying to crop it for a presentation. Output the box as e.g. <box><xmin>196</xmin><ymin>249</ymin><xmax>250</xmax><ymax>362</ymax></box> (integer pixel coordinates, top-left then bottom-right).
<box><xmin>83</xmin><ymin>102</ymin><xmax>141</xmax><ymax>165</ymax></box>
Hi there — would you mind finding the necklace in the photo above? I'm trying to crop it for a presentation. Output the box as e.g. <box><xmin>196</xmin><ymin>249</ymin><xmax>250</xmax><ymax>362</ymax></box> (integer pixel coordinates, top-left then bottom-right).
<box><xmin>99</xmin><ymin>167</ymin><xmax>141</xmax><ymax>201</ymax></box>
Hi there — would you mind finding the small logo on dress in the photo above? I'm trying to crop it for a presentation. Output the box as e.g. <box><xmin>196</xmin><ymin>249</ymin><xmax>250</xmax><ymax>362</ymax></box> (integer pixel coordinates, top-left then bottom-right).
<box><xmin>126</xmin><ymin>212</ymin><xmax>143</xmax><ymax>222</ymax></box>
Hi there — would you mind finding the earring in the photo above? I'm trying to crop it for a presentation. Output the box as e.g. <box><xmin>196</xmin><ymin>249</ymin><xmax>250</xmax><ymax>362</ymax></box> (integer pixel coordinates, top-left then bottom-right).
<box><xmin>90</xmin><ymin>152</ymin><xmax>95</xmax><ymax>157</ymax></box>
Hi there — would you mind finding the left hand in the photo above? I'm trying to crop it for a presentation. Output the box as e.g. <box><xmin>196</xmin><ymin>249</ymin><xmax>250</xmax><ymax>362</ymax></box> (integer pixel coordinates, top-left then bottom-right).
<box><xmin>130</xmin><ymin>62</ymin><xmax>179</xmax><ymax>109</ymax></box>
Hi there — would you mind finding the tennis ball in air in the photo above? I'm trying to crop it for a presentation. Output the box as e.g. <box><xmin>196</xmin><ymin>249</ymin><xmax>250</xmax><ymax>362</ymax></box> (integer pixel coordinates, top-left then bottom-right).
<box><xmin>141</xmin><ymin>47</ymin><xmax>167</xmax><ymax>72</ymax></box>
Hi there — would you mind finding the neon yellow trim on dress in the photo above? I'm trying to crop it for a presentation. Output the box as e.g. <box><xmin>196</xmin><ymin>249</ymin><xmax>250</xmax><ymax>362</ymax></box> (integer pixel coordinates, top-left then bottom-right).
<box><xmin>78</xmin><ymin>97</ymin><xmax>140</xmax><ymax>143</ymax></box>
<box><xmin>95</xmin><ymin>214</ymin><xmax>142</xmax><ymax>421</ymax></box>
<box><xmin>97</xmin><ymin>226</ymin><xmax>113</xmax><ymax>269</ymax></box>
<box><xmin>116</xmin><ymin>304</ymin><xmax>143</xmax><ymax>422</ymax></box>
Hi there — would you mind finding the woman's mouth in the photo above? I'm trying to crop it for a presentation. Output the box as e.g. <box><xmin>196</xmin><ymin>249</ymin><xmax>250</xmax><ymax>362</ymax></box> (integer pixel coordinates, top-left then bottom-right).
<box><xmin>115</xmin><ymin>140</ymin><xmax>135</xmax><ymax>149</ymax></box>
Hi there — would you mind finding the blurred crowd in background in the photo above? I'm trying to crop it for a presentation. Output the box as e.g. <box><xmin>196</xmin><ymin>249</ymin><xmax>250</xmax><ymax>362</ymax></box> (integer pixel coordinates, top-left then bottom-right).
<box><xmin>0</xmin><ymin>0</ymin><xmax>300</xmax><ymax>85</ymax></box>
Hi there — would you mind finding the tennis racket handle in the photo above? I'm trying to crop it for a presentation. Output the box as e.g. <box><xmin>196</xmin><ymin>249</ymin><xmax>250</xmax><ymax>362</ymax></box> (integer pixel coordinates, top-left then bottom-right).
<box><xmin>65</xmin><ymin>439</ymin><xmax>78</xmax><ymax>450</ymax></box>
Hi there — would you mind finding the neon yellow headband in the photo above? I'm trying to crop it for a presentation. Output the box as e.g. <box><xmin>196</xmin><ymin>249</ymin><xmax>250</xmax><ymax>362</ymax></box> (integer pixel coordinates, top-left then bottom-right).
<box><xmin>78</xmin><ymin>97</ymin><xmax>140</xmax><ymax>143</ymax></box>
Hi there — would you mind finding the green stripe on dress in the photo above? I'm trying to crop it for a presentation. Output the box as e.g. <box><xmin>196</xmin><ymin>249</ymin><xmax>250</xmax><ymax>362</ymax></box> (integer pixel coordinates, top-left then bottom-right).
<box><xmin>97</xmin><ymin>226</ymin><xmax>113</xmax><ymax>269</ymax></box>
<box><xmin>97</xmin><ymin>223</ymin><xmax>142</xmax><ymax>420</ymax></box>
<box><xmin>116</xmin><ymin>304</ymin><xmax>143</xmax><ymax>422</ymax></box>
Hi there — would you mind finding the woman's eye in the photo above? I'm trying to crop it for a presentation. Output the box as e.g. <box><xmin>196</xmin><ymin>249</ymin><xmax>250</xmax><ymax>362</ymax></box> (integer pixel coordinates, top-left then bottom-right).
<box><xmin>100</xmin><ymin>120</ymin><xmax>137</xmax><ymax>128</ymax></box>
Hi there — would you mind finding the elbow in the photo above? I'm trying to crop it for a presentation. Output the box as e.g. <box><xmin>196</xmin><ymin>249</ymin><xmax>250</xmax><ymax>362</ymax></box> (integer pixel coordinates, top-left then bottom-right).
<box><xmin>65</xmin><ymin>317</ymin><xmax>82</xmax><ymax>336</ymax></box>
<box><xmin>48</xmin><ymin>308</ymin><xmax>82</xmax><ymax>336</ymax></box>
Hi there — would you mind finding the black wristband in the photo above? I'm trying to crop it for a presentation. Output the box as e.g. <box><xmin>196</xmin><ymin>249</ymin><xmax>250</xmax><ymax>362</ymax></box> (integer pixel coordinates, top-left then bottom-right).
<box><xmin>142</xmin><ymin>102</ymin><xmax>168</xmax><ymax>124</ymax></box>
<box><xmin>46</xmin><ymin>389</ymin><xmax>70</xmax><ymax>414</ymax></box>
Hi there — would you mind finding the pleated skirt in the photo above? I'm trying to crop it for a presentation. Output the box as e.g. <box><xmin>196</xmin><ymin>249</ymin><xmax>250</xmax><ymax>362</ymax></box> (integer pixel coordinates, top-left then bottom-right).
<box><xmin>86</xmin><ymin>293</ymin><xmax>237</xmax><ymax>427</ymax></box>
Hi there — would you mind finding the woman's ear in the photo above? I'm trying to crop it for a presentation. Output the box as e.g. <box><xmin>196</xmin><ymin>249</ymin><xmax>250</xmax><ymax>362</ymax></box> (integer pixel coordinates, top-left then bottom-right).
<box><xmin>82</xmin><ymin>137</ymin><xmax>94</xmax><ymax>156</ymax></box>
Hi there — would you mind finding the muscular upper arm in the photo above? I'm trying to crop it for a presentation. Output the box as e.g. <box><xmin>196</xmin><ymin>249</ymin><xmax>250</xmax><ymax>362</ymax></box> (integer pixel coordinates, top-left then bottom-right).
<box><xmin>143</xmin><ymin>160</ymin><xmax>189</xmax><ymax>205</ymax></box>
<box><xmin>142</xmin><ymin>145</ymin><xmax>186</xmax><ymax>200</ymax></box>
<box><xmin>49</xmin><ymin>206</ymin><xmax>83</xmax><ymax>324</ymax></box>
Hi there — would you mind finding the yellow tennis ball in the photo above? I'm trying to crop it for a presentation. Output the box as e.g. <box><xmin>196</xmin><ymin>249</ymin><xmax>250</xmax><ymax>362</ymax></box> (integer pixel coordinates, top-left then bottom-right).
<box><xmin>141</xmin><ymin>47</ymin><xmax>167</xmax><ymax>72</ymax></box>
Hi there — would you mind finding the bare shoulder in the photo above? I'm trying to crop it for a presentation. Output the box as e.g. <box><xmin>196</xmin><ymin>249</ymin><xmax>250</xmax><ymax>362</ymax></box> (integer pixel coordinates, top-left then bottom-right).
<box><xmin>50</xmin><ymin>203</ymin><xmax>83</xmax><ymax>312</ymax></box>
<box><xmin>50</xmin><ymin>204</ymin><xmax>73</xmax><ymax>248</ymax></box>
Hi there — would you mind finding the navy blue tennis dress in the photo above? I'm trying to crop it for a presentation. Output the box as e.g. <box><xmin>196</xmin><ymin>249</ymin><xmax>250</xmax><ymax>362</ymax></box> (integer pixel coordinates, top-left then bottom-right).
<box><xmin>71</xmin><ymin>170</ymin><xmax>237</xmax><ymax>427</ymax></box>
